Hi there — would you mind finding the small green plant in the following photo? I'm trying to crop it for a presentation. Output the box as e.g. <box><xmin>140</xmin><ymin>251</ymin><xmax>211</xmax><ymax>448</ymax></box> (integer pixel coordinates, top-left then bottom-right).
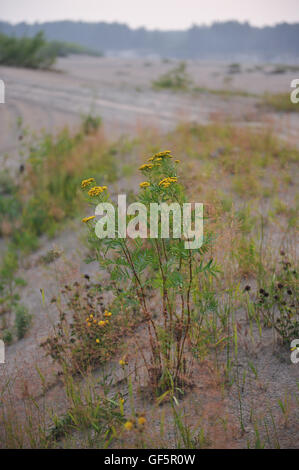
<box><xmin>41</xmin><ymin>279</ymin><xmax>142</xmax><ymax>373</ymax></box>
<box><xmin>0</xmin><ymin>248</ymin><xmax>30</xmax><ymax>342</ymax></box>
<box><xmin>81</xmin><ymin>114</ymin><xmax>102</xmax><ymax>135</ymax></box>
<box><xmin>0</xmin><ymin>171</ymin><xmax>21</xmax><ymax>237</ymax></box>
<box><xmin>15</xmin><ymin>304</ymin><xmax>32</xmax><ymax>340</ymax></box>
<box><xmin>233</xmin><ymin>237</ymin><xmax>259</xmax><ymax>278</ymax></box>
<box><xmin>255</xmin><ymin>251</ymin><xmax>298</xmax><ymax>343</ymax></box>
<box><xmin>49</xmin><ymin>374</ymin><xmax>124</xmax><ymax>447</ymax></box>
<box><xmin>0</xmin><ymin>249</ymin><xmax>20</xmax><ymax>319</ymax></box>
<box><xmin>2</xmin><ymin>329</ymin><xmax>13</xmax><ymax>345</ymax></box>
<box><xmin>262</xmin><ymin>92</ymin><xmax>299</xmax><ymax>113</ymax></box>
<box><xmin>39</xmin><ymin>247</ymin><xmax>62</xmax><ymax>265</ymax></box>
<box><xmin>153</xmin><ymin>63</ymin><xmax>192</xmax><ymax>91</ymax></box>
<box><xmin>171</xmin><ymin>398</ymin><xmax>208</xmax><ymax>448</ymax></box>
<box><xmin>228</xmin><ymin>63</ymin><xmax>241</xmax><ymax>74</ymax></box>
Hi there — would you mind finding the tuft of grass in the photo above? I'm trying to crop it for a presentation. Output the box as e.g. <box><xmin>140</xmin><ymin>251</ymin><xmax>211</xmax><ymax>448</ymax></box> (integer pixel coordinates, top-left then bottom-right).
<box><xmin>15</xmin><ymin>305</ymin><xmax>32</xmax><ymax>340</ymax></box>
<box><xmin>81</xmin><ymin>114</ymin><xmax>102</xmax><ymax>135</ymax></box>
<box><xmin>193</xmin><ymin>86</ymin><xmax>256</xmax><ymax>98</ymax></box>
<box><xmin>153</xmin><ymin>62</ymin><xmax>192</xmax><ymax>91</ymax></box>
<box><xmin>262</xmin><ymin>92</ymin><xmax>299</xmax><ymax>113</ymax></box>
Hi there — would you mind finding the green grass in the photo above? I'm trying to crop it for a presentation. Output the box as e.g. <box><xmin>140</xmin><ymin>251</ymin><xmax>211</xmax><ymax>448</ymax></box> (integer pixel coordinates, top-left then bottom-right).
<box><xmin>193</xmin><ymin>86</ymin><xmax>256</xmax><ymax>98</ymax></box>
<box><xmin>262</xmin><ymin>92</ymin><xmax>299</xmax><ymax>112</ymax></box>
<box><xmin>153</xmin><ymin>62</ymin><xmax>192</xmax><ymax>90</ymax></box>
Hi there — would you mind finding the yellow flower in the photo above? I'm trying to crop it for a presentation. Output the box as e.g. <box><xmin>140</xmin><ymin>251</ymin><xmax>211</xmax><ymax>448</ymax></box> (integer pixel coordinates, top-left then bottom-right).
<box><xmin>87</xmin><ymin>322</ymin><xmax>91</xmax><ymax>327</ymax></box>
<box><xmin>104</xmin><ymin>311</ymin><xmax>112</xmax><ymax>317</ymax></box>
<box><xmin>159</xmin><ymin>176</ymin><xmax>178</xmax><ymax>188</ymax></box>
<box><xmin>88</xmin><ymin>186</ymin><xmax>107</xmax><ymax>197</ymax></box>
<box><xmin>93</xmin><ymin>319</ymin><xmax>97</xmax><ymax>324</ymax></box>
<box><xmin>81</xmin><ymin>178</ymin><xmax>95</xmax><ymax>189</ymax></box>
<box><xmin>120</xmin><ymin>398</ymin><xmax>125</xmax><ymax>405</ymax></box>
<box><xmin>175</xmin><ymin>159</ymin><xmax>180</xmax><ymax>164</ymax></box>
<box><xmin>98</xmin><ymin>320</ymin><xmax>106</xmax><ymax>327</ymax></box>
<box><xmin>90</xmin><ymin>314</ymin><xmax>94</xmax><ymax>319</ymax></box>
<box><xmin>96</xmin><ymin>338</ymin><xmax>100</xmax><ymax>344</ymax></box>
<box><xmin>140</xmin><ymin>181</ymin><xmax>150</xmax><ymax>188</ymax></box>
<box><xmin>147</xmin><ymin>150</ymin><xmax>173</xmax><ymax>163</ymax></box>
<box><xmin>138</xmin><ymin>416</ymin><xmax>146</xmax><ymax>426</ymax></box>
<box><xmin>119</xmin><ymin>358</ymin><xmax>127</xmax><ymax>366</ymax></box>
<box><xmin>154</xmin><ymin>150</ymin><xmax>172</xmax><ymax>159</ymax></box>
<box><xmin>124</xmin><ymin>421</ymin><xmax>134</xmax><ymax>431</ymax></box>
<box><xmin>82</xmin><ymin>215</ymin><xmax>96</xmax><ymax>223</ymax></box>
<box><xmin>139</xmin><ymin>164</ymin><xmax>153</xmax><ymax>171</ymax></box>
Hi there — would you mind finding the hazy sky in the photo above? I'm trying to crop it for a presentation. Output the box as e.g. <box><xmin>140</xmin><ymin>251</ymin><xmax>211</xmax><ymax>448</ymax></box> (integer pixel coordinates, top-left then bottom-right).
<box><xmin>1</xmin><ymin>0</ymin><xmax>299</xmax><ymax>29</ymax></box>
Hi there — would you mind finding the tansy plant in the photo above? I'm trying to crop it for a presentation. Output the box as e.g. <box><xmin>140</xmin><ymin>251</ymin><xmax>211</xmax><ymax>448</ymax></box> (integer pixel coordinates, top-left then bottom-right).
<box><xmin>81</xmin><ymin>151</ymin><xmax>218</xmax><ymax>394</ymax></box>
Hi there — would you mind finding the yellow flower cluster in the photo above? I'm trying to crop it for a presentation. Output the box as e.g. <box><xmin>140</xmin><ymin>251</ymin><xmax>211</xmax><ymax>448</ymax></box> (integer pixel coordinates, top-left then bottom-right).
<box><xmin>119</xmin><ymin>356</ymin><xmax>128</xmax><ymax>366</ymax></box>
<box><xmin>88</xmin><ymin>186</ymin><xmax>107</xmax><ymax>197</ymax></box>
<box><xmin>124</xmin><ymin>416</ymin><xmax>147</xmax><ymax>431</ymax></box>
<box><xmin>139</xmin><ymin>181</ymin><xmax>150</xmax><ymax>189</ymax></box>
<box><xmin>104</xmin><ymin>310</ymin><xmax>112</xmax><ymax>317</ymax></box>
<box><xmin>139</xmin><ymin>163</ymin><xmax>153</xmax><ymax>171</ymax></box>
<box><xmin>82</xmin><ymin>215</ymin><xmax>95</xmax><ymax>223</ymax></box>
<box><xmin>81</xmin><ymin>178</ymin><xmax>95</xmax><ymax>189</ymax></box>
<box><xmin>85</xmin><ymin>313</ymin><xmax>109</xmax><ymax>328</ymax></box>
<box><xmin>159</xmin><ymin>176</ymin><xmax>178</xmax><ymax>188</ymax></box>
<box><xmin>148</xmin><ymin>150</ymin><xmax>173</xmax><ymax>162</ymax></box>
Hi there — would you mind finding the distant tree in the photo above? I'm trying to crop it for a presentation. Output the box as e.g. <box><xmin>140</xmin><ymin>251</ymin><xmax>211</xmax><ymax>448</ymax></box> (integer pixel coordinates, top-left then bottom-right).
<box><xmin>0</xmin><ymin>31</ymin><xmax>57</xmax><ymax>69</ymax></box>
<box><xmin>0</xmin><ymin>21</ymin><xmax>299</xmax><ymax>60</ymax></box>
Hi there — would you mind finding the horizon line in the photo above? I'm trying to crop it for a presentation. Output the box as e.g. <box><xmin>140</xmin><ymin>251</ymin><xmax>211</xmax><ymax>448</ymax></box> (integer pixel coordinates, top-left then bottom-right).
<box><xmin>1</xmin><ymin>18</ymin><xmax>299</xmax><ymax>32</ymax></box>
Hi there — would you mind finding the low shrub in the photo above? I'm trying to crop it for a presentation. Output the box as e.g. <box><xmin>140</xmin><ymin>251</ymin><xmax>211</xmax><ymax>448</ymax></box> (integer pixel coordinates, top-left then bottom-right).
<box><xmin>153</xmin><ymin>62</ymin><xmax>192</xmax><ymax>90</ymax></box>
<box><xmin>15</xmin><ymin>304</ymin><xmax>32</xmax><ymax>340</ymax></box>
<box><xmin>0</xmin><ymin>32</ymin><xmax>56</xmax><ymax>69</ymax></box>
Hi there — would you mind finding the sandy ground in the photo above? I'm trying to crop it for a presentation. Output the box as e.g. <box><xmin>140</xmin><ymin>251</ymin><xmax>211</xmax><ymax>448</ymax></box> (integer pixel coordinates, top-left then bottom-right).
<box><xmin>1</xmin><ymin>56</ymin><xmax>299</xmax><ymax>171</ymax></box>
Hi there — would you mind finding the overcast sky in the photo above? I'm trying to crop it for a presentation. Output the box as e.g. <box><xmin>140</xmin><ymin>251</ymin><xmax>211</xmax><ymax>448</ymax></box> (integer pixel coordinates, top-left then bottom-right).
<box><xmin>1</xmin><ymin>0</ymin><xmax>299</xmax><ymax>29</ymax></box>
